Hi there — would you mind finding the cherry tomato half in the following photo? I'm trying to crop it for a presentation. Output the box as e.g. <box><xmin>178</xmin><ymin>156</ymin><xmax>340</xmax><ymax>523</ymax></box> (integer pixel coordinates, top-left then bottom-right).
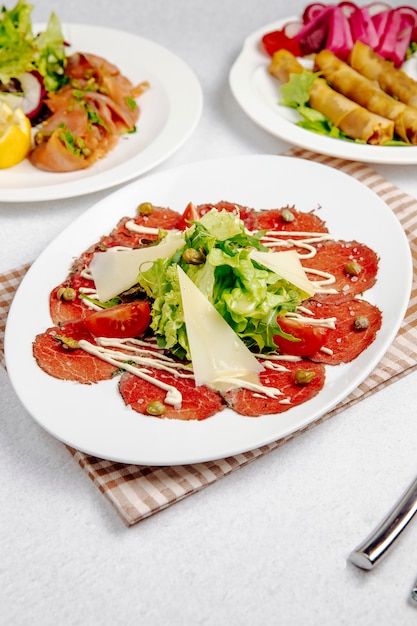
<box><xmin>84</xmin><ymin>301</ymin><xmax>151</xmax><ymax>339</ymax></box>
<box><xmin>178</xmin><ymin>201</ymin><xmax>200</xmax><ymax>230</ymax></box>
<box><xmin>273</xmin><ymin>316</ymin><xmax>329</xmax><ymax>357</ymax></box>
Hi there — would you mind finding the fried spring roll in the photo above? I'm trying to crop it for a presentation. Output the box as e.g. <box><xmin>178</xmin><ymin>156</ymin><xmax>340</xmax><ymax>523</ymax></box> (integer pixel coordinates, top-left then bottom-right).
<box><xmin>315</xmin><ymin>49</ymin><xmax>417</xmax><ymax>144</ymax></box>
<box><xmin>350</xmin><ymin>41</ymin><xmax>417</xmax><ymax>109</ymax></box>
<box><xmin>269</xmin><ymin>49</ymin><xmax>394</xmax><ymax>145</ymax></box>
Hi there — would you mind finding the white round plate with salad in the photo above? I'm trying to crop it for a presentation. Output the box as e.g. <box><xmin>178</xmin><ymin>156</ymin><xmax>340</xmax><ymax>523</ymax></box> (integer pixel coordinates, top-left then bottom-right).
<box><xmin>0</xmin><ymin>23</ymin><xmax>203</xmax><ymax>203</ymax></box>
<box><xmin>229</xmin><ymin>16</ymin><xmax>417</xmax><ymax>164</ymax></box>
<box><xmin>4</xmin><ymin>155</ymin><xmax>412</xmax><ymax>465</ymax></box>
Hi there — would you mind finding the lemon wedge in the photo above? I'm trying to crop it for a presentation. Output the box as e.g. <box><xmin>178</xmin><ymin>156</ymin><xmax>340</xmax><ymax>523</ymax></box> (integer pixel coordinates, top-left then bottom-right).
<box><xmin>0</xmin><ymin>102</ymin><xmax>32</xmax><ymax>169</ymax></box>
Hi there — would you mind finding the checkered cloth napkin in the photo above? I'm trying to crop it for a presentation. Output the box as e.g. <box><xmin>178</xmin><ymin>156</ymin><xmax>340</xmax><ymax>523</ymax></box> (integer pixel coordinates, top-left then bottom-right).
<box><xmin>1</xmin><ymin>149</ymin><xmax>417</xmax><ymax>526</ymax></box>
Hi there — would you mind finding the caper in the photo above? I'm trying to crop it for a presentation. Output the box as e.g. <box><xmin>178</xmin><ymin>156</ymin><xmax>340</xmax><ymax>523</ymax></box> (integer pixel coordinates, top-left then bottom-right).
<box><xmin>353</xmin><ymin>315</ymin><xmax>369</xmax><ymax>331</ymax></box>
<box><xmin>281</xmin><ymin>207</ymin><xmax>295</xmax><ymax>223</ymax></box>
<box><xmin>294</xmin><ymin>369</ymin><xmax>316</xmax><ymax>385</ymax></box>
<box><xmin>182</xmin><ymin>248</ymin><xmax>206</xmax><ymax>265</ymax></box>
<box><xmin>137</xmin><ymin>202</ymin><xmax>153</xmax><ymax>215</ymax></box>
<box><xmin>146</xmin><ymin>400</ymin><xmax>166</xmax><ymax>416</ymax></box>
<box><xmin>57</xmin><ymin>286</ymin><xmax>77</xmax><ymax>302</ymax></box>
<box><xmin>345</xmin><ymin>260</ymin><xmax>362</xmax><ymax>276</ymax></box>
<box><xmin>53</xmin><ymin>335</ymin><xmax>80</xmax><ymax>350</ymax></box>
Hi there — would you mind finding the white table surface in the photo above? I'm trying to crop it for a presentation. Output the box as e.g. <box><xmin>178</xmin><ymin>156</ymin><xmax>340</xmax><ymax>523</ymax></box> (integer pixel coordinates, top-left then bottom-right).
<box><xmin>2</xmin><ymin>1</ymin><xmax>417</xmax><ymax>624</ymax></box>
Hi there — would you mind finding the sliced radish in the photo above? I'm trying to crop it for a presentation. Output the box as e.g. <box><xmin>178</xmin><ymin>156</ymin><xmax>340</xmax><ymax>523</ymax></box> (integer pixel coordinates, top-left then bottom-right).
<box><xmin>326</xmin><ymin>6</ymin><xmax>354</xmax><ymax>60</ymax></box>
<box><xmin>262</xmin><ymin>1</ymin><xmax>417</xmax><ymax>66</ymax></box>
<box><xmin>19</xmin><ymin>72</ymin><xmax>45</xmax><ymax>118</ymax></box>
<box><xmin>371</xmin><ymin>8</ymin><xmax>392</xmax><ymax>38</ymax></box>
<box><xmin>339</xmin><ymin>1</ymin><xmax>359</xmax><ymax>18</ymax></box>
<box><xmin>366</xmin><ymin>2</ymin><xmax>392</xmax><ymax>17</ymax></box>
<box><xmin>0</xmin><ymin>71</ymin><xmax>45</xmax><ymax>119</ymax></box>
<box><xmin>376</xmin><ymin>8</ymin><xmax>414</xmax><ymax>66</ymax></box>
<box><xmin>293</xmin><ymin>6</ymin><xmax>333</xmax><ymax>55</ymax></box>
<box><xmin>348</xmin><ymin>6</ymin><xmax>379</xmax><ymax>49</ymax></box>
<box><xmin>396</xmin><ymin>5</ymin><xmax>417</xmax><ymax>28</ymax></box>
<box><xmin>283</xmin><ymin>21</ymin><xmax>304</xmax><ymax>39</ymax></box>
<box><xmin>302</xmin><ymin>3</ymin><xmax>327</xmax><ymax>24</ymax></box>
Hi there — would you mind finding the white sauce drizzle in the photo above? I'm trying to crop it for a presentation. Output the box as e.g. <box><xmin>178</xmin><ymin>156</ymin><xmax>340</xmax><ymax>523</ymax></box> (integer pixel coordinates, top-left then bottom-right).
<box><xmin>125</xmin><ymin>220</ymin><xmax>159</xmax><ymax>235</ymax></box>
<box><xmin>210</xmin><ymin>376</ymin><xmax>284</xmax><ymax>399</ymax></box>
<box><xmin>320</xmin><ymin>346</ymin><xmax>334</xmax><ymax>355</ymax></box>
<box><xmin>78</xmin><ymin>339</ymin><xmax>183</xmax><ymax>407</ymax></box>
<box><xmin>77</xmin><ymin>336</ymin><xmax>288</xmax><ymax>406</ymax></box>
<box><xmin>261</xmin><ymin>231</ymin><xmax>333</xmax><ymax>261</ymax></box>
<box><xmin>70</xmin><ymin>219</ymin><xmax>347</xmax><ymax>409</ymax></box>
<box><xmin>285</xmin><ymin>311</ymin><xmax>337</xmax><ymax>330</ymax></box>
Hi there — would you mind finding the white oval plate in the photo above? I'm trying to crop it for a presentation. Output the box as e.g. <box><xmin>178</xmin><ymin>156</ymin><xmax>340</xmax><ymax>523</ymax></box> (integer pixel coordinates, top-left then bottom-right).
<box><xmin>229</xmin><ymin>17</ymin><xmax>417</xmax><ymax>164</ymax></box>
<box><xmin>5</xmin><ymin>155</ymin><xmax>412</xmax><ymax>465</ymax></box>
<box><xmin>0</xmin><ymin>23</ymin><xmax>202</xmax><ymax>202</ymax></box>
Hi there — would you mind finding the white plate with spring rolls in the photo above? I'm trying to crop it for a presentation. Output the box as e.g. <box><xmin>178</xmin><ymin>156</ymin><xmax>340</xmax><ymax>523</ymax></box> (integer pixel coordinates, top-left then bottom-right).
<box><xmin>229</xmin><ymin>17</ymin><xmax>417</xmax><ymax>164</ymax></box>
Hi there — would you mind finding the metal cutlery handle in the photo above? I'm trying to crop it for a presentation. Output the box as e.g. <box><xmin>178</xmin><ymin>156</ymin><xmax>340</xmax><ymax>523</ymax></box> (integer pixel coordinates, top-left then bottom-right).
<box><xmin>349</xmin><ymin>475</ymin><xmax>417</xmax><ymax>570</ymax></box>
<box><xmin>412</xmin><ymin>578</ymin><xmax>417</xmax><ymax>603</ymax></box>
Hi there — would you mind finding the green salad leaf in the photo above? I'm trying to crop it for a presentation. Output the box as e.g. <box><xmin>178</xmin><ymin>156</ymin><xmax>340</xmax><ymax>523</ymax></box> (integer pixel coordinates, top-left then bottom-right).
<box><xmin>279</xmin><ymin>70</ymin><xmax>409</xmax><ymax>146</ymax></box>
<box><xmin>137</xmin><ymin>209</ymin><xmax>309</xmax><ymax>360</ymax></box>
<box><xmin>280</xmin><ymin>71</ymin><xmax>357</xmax><ymax>141</ymax></box>
<box><xmin>0</xmin><ymin>0</ymin><xmax>67</xmax><ymax>91</ymax></box>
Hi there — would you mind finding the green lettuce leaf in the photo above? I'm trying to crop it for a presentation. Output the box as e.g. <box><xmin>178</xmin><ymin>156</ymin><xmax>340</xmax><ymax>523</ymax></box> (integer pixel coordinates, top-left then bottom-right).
<box><xmin>279</xmin><ymin>71</ymin><xmax>409</xmax><ymax>145</ymax></box>
<box><xmin>280</xmin><ymin>71</ymin><xmax>355</xmax><ymax>141</ymax></box>
<box><xmin>137</xmin><ymin>209</ymin><xmax>310</xmax><ymax>359</ymax></box>
<box><xmin>0</xmin><ymin>0</ymin><xmax>67</xmax><ymax>91</ymax></box>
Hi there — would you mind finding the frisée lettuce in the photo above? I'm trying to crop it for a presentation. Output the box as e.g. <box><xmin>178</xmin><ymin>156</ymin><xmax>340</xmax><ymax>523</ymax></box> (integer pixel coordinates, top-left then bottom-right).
<box><xmin>137</xmin><ymin>209</ymin><xmax>311</xmax><ymax>360</ymax></box>
<box><xmin>0</xmin><ymin>0</ymin><xmax>67</xmax><ymax>91</ymax></box>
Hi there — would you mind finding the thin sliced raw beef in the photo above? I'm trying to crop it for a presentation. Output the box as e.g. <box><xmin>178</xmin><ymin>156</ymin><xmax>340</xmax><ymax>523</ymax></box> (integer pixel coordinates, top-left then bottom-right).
<box><xmin>119</xmin><ymin>369</ymin><xmax>226</xmax><ymax>420</ymax></box>
<box><xmin>49</xmin><ymin>207</ymin><xmax>181</xmax><ymax>324</ymax></box>
<box><xmin>49</xmin><ymin>271</ymin><xmax>96</xmax><ymax>325</ymax></box>
<box><xmin>253</xmin><ymin>207</ymin><xmax>328</xmax><ymax>233</ymax></box>
<box><xmin>108</xmin><ymin>207</ymin><xmax>182</xmax><ymax>246</ymax></box>
<box><xmin>305</xmin><ymin>295</ymin><xmax>382</xmax><ymax>364</ymax></box>
<box><xmin>303</xmin><ymin>240</ymin><xmax>379</xmax><ymax>299</ymax></box>
<box><xmin>221</xmin><ymin>360</ymin><xmax>326</xmax><ymax>417</ymax></box>
<box><xmin>34</xmin><ymin>199</ymin><xmax>383</xmax><ymax>423</ymax></box>
<box><xmin>33</xmin><ymin>322</ymin><xmax>116</xmax><ymax>384</ymax></box>
<box><xmin>196</xmin><ymin>201</ymin><xmax>258</xmax><ymax>230</ymax></box>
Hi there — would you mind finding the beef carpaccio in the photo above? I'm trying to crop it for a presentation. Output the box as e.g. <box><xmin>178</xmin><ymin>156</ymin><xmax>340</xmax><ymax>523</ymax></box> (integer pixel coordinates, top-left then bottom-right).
<box><xmin>33</xmin><ymin>201</ymin><xmax>382</xmax><ymax>421</ymax></box>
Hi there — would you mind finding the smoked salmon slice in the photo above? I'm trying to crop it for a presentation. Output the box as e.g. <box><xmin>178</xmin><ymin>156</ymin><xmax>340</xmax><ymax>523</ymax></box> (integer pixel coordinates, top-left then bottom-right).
<box><xmin>29</xmin><ymin>52</ymin><xmax>148</xmax><ymax>172</ymax></box>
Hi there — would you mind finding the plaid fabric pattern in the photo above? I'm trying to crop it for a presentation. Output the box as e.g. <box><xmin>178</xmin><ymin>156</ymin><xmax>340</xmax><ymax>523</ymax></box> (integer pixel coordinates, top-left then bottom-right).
<box><xmin>2</xmin><ymin>150</ymin><xmax>417</xmax><ymax>526</ymax></box>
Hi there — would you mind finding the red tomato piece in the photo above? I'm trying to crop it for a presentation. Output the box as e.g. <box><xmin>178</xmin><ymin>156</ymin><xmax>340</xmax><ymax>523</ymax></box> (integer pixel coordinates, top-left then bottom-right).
<box><xmin>262</xmin><ymin>30</ymin><xmax>301</xmax><ymax>57</ymax></box>
<box><xmin>84</xmin><ymin>301</ymin><xmax>151</xmax><ymax>338</ymax></box>
<box><xmin>273</xmin><ymin>316</ymin><xmax>328</xmax><ymax>357</ymax></box>
<box><xmin>178</xmin><ymin>201</ymin><xmax>200</xmax><ymax>230</ymax></box>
